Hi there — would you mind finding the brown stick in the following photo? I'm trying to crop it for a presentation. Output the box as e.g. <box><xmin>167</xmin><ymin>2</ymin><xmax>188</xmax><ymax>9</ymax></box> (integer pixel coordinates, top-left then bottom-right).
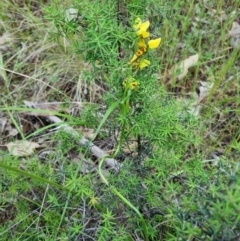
<box><xmin>24</xmin><ymin>100</ymin><xmax>122</xmax><ymax>171</ymax></box>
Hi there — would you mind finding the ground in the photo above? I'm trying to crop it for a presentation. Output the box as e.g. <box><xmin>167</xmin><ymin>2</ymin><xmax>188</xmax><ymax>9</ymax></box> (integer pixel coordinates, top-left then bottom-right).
<box><xmin>0</xmin><ymin>0</ymin><xmax>239</xmax><ymax>240</ymax></box>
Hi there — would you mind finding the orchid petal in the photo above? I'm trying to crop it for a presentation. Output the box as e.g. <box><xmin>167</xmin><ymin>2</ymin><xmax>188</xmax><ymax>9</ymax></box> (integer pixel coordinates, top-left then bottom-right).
<box><xmin>139</xmin><ymin>59</ymin><xmax>150</xmax><ymax>69</ymax></box>
<box><xmin>130</xmin><ymin>54</ymin><xmax>138</xmax><ymax>63</ymax></box>
<box><xmin>137</xmin><ymin>38</ymin><xmax>147</xmax><ymax>49</ymax></box>
<box><xmin>148</xmin><ymin>38</ymin><xmax>161</xmax><ymax>49</ymax></box>
<box><xmin>136</xmin><ymin>20</ymin><xmax>150</xmax><ymax>38</ymax></box>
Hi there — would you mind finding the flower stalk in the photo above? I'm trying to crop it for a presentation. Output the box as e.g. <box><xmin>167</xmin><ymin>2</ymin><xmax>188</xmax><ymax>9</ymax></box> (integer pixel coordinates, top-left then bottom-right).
<box><xmin>130</xmin><ymin>18</ymin><xmax>161</xmax><ymax>69</ymax></box>
<box><xmin>98</xmin><ymin>17</ymin><xmax>162</xmax><ymax>241</ymax></box>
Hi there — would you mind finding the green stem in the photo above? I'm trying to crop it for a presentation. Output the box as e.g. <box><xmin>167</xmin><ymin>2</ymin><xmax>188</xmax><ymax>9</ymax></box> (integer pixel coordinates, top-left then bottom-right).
<box><xmin>98</xmin><ymin>92</ymin><xmax>149</xmax><ymax>241</ymax></box>
<box><xmin>98</xmin><ymin>155</ymin><xmax>149</xmax><ymax>241</ymax></box>
<box><xmin>110</xmin><ymin>186</ymin><xmax>149</xmax><ymax>241</ymax></box>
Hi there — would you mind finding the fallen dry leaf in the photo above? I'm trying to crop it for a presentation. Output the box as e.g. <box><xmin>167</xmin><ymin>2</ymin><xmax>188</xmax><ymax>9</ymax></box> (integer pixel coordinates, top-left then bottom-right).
<box><xmin>229</xmin><ymin>22</ymin><xmax>240</xmax><ymax>37</ymax></box>
<box><xmin>65</xmin><ymin>8</ymin><xmax>78</xmax><ymax>22</ymax></box>
<box><xmin>0</xmin><ymin>52</ymin><xmax>9</xmax><ymax>85</ymax></box>
<box><xmin>78</xmin><ymin>127</ymin><xmax>95</xmax><ymax>139</ymax></box>
<box><xmin>73</xmin><ymin>157</ymin><xmax>96</xmax><ymax>173</ymax></box>
<box><xmin>23</xmin><ymin>100</ymin><xmax>62</xmax><ymax>116</ymax></box>
<box><xmin>210</xmin><ymin>9</ymin><xmax>227</xmax><ymax>22</ymax></box>
<box><xmin>6</xmin><ymin>140</ymin><xmax>40</xmax><ymax>156</ymax></box>
<box><xmin>229</xmin><ymin>22</ymin><xmax>240</xmax><ymax>48</ymax></box>
<box><xmin>23</xmin><ymin>100</ymin><xmax>83</xmax><ymax>117</ymax></box>
<box><xmin>178</xmin><ymin>81</ymin><xmax>213</xmax><ymax>117</ymax></box>
<box><xmin>6</xmin><ymin>127</ymin><xmax>19</xmax><ymax>137</ymax></box>
<box><xmin>0</xmin><ymin>117</ymin><xmax>7</xmax><ymax>132</ymax></box>
<box><xmin>196</xmin><ymin>81</ymin><xmax>214</xmax><ymax>103</ymax></box>
<box><xmin>169</xmin><ymin>54</ymin><xmax>199</xmax><ymax>80</ymax></box>
<box><xmin>0</xmin><ymin>32</ymin><xmax>12</xmax><ymax>46</ymax></box>
<box><xmin>0</xmin><ymin>113</ymin><xmax>19</xmax><ymax>136</ymax></box>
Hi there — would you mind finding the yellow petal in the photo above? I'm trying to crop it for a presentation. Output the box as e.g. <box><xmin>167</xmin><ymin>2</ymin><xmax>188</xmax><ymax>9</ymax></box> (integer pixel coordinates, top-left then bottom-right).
<box><xmin>136</xmin><ymin>48</ymin><xmax>144</xmax><ymax>56</ymax></box>
<box><xmin>129</xmin><ymin>81</ymin><xmax>139</xmax><ymax>90</ymax></box>
<box><xmin>139</xmin><ymin>59</ymin><xmax>150</xmax><ymax>69</ymax></box>
<box><xmin>137</xmin><ymin>38</ymin><xmax>147</xmax><ymax>48</ymax></box>
<box><xmin>140</xmin><ymin>20</ymin><xmax>150</xmax><ymax>31</ymax></box>
<box><xmin>140</xmin><ymin>31</ymin><xmax>150</xmax><ymax>38</ymax></box>
<box><xmin>123</xmin><ymin>77</ymin><xmax>139</xmax><ymax>90</ymax></box>
<box><xmin>136</xmin><ymin>21</ymin><xmax>150</xmax><ymax>38</ymax></box>
<box><xmin>130</xmin><ymin>54</ymin><xmax>138</xmax><ymax>63</ymax></box>
<box><xmin>148</xmin><ymin>38</ymin><xmax>161</xmax><ymax>49</ymax></box>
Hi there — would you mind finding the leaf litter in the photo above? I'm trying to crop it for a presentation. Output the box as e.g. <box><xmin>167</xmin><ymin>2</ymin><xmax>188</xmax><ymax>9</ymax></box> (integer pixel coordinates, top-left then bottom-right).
<box><xmin>169</xmin><ymin>54</ymin><xmax>199</xmax><ymax>80</ymax></box>
<box><xmin>5</xmin><ymin>140</ymin><xmax>40</xmax><ymax>157</ymax></box>
<box><xmin>229</xmin><ymin>21</ymin><xmax>240</xmax><ymax>48</ymax></box>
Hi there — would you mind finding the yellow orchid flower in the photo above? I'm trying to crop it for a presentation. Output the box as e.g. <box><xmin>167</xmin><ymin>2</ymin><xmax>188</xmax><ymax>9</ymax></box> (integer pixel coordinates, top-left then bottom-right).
<box><xmin>130</xmin><ymin>57</ymin><xmax>150</xmax><ymax>69</ymax></box>
<box><xmin>130</xmin><ymin>53</ymin><xmax>138</xmax><ymax>63</ymax></box>
<box><xmin>137</xmin><ymin>38</ymin><xmax>147</xmax><ymax>52</ymax></box>
<box><xmin>148</xmin><ymin>38</ymin><xmax>161</xmax><ymax>49</ymax></box>
<box><xmin>136</xmin><ymin>20</ymin><xmax>150</xmax><ymax>38</ymax></box>
<box><xmin>139</xmin><ymin>59</ymin><xmax>150</xmax><ymax>69</ymax></box>
<box><xmin>130</xmin><ymin>19</ymin><xmax>162</xmax><ymax>69</ymax></box>
<box><xmin>129</xmin><ymin>39</ymin><xmax>147</xmax><ymax>63</ymax></box>
<box><xmin>133</xmin><ymin>18</ymin><xmax>150</xmax><ymax>38</ymax></box>
<box><xmin>123</xmin><ymin>77</ymin><xmax>139</xmax><ymax>90</ymax></box>
<box><xmin>129</xmin><ymin>81</ymin><xmax>139</xmax><ymax>90</ymax></box>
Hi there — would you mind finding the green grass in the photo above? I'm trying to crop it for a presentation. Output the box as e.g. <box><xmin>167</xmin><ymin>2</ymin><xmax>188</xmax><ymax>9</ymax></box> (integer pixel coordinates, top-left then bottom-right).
<box><xmin>0</xmin><ymin>0</ymin><xmax>239</xmax><ymax>240</ymax></box>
